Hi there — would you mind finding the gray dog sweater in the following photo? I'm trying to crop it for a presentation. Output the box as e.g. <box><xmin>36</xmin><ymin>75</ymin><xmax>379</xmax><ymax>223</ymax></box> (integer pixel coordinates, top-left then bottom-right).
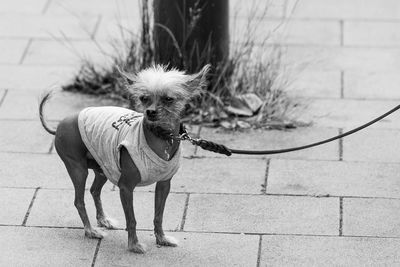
<box><xmin>78</xmin><ymin>106</ymin><xmax>181</xmax><ymax>186</ymax></box>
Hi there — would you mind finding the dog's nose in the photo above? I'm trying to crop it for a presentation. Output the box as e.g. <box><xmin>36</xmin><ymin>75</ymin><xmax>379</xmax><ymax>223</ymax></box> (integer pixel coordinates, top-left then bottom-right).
<box><xmin>146</xmin><ymin>110</ymin><xmax>157</xmax><ymax>120</ymax></box>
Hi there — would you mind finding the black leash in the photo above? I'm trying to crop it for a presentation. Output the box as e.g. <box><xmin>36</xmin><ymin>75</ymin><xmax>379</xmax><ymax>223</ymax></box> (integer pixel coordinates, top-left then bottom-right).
<box><xmin>179</xmin><ymin>103</ymin><xmax>400</xmax><ymax>156</ymax></box>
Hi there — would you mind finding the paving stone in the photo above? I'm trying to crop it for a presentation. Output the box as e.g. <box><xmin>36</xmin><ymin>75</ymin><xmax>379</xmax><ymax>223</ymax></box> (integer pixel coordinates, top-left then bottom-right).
<box><xmin>196</xmin><ymin>127</ymin><xmax>340</xmax><ymax>161</ymax></box>
<box><xmin>230</xmin><ymin>0</ymin><xmax>285</xmax><ymax>18</ymax></box>
<box><xmin>94</xmin><ymin>18</ymin><xmax>140</xmax><ymax>41</ymax></box>
<box><xmin>344</xmin><ymin>198</ymin><xmax>400</xmax><ymax>238</ymax></box>
<box><xmin>180</xmin><ymin>139</ymin><xmax>197</xmax><ymax>158</ymax></box>
<box><xmin>185</xmin><ymin>194</ymin><xmax>339</xmax><ymax>235</ymax></box>
<box><xmin>0</xmin><ymin>15</ymin><xmax>97</xmax><ymax>39</ymax></box>
<box><xmin>344</xmin><ymin>21</ymin><xmax>400</xmax><ymax>47</ymax></box>
<box><xmin>0</xmin><ymin>188</ymin><xmax>34</xmax><ymax>225</ymax></box>
<box><xmin>0</xmin><ymin>226</ymin><xmax>97</xmax><ymax>267</ymax></box>
<box><xmin>46</xmin><ymin>0</ymin><xmax>141</xmax><ymax>18</ymax></box>
<box><xmin>261</xmin><ymin>235</ymin><xmax>400</xmax><ymax>266</ymax></box>
<box><xmin>267</xmin><ymin>159</ymin><xmax>400</xmax><ymax>198</ymax></box>
<box><xmin>301</xmin><ymin>99</ymin><xmax>400</xmax><ymax>129</ymax></box>
<box><xmin>27</xmin><ymin>190</ymin><xmax>186</xmax><ymax>231</ymax></box>
<box><xmin>345</xmin><ymin>71</ymin><xmax>400</xmax><ymax>100</ymax></box>
<box><xmin>288</xmin><ymin>70</ymin><xmax>341</xmax><ymax>98</ymax></box>
<box><xmin>0</xmin><ymin>65</ymin><xmax>76</xmax><ymax>90</ymax></box>
<box><xmin>0</xmin><ymin>152</ymin><xmax>68</xmax><ymax>188</ymax></box>
<box><xmin>0</xmin><ymin>0</ymin><xmax>48</xmax><ymax>15</ymax></box>
<box><xmin>233</xmin><ymin>19</ymin><xmax>340</xmax><ymax>45</ymax></box>
<box><xmin>290</xmin><ymin>0</ymin><xmax>400</xmax><ymax>19</ymax></box>
<box><xmin>0</xmin><ymin>39</ymin><xmax>29</xmax><ymax>64</ymax></box>
<box><xmin>23</xmin><ymin>39</ymin><xmax>114</xmax><ymax>66</ymax></box>
<box><xmin>171</xmin><ymin>158</ymin><xmax>267</xmax><ymax>194</ymax></box>
<box><xmin>48</xmin><ymin>0</ymin><xmax>283</xmax><ymax>20</ymax></box>
<box><xmin>283</xmin><ymin>46</ymin><xmax>400</xmax><ymax>72</ymax></box>
<box><xmin>0</xmin><ymin>152</ymin><xmax>110</xmax><ymax>189</ymax></box>
<box><xmin>0</xmin><ymin>120</ymin><xmax>53</xmax><ymax>153</ymax></box>
<box><xmin>96</xmin><ymin>231</ymin><xmax>259</xmax><ymax>267</ymax></box>
<box><xmin>343</xmin><ymin>128</ymin><xmax>400</xmax><ymax>163</ymax></box>
<box><xmin>0</xmin><ymin>89</ymin><xmax>118</xmax><ymax>120</ymax></box>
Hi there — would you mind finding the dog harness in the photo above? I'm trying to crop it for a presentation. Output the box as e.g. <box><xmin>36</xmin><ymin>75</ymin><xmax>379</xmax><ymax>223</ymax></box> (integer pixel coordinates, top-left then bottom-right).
<box><xmin>78</xmin><ymin>107</ymin><xmax>181</xmax><ymax>186</ymax></box>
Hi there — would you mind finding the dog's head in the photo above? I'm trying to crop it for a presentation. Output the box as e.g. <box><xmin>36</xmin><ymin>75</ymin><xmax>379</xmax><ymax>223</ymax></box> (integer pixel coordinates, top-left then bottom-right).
<box><xmin>119</xmin><ymin>64</ymin><xmax>210</xmax><ymax>133</ymax></box>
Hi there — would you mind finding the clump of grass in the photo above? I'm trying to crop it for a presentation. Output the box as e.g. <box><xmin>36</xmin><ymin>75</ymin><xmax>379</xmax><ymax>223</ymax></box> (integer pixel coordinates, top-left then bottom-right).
<box><xmin>184</xmin><ymin>0</ymin><xmax>303</xmax><ymax>129</ymax></box>
<box><xmin>63</xmin><ymin>0</ymin><xmax>304</xmax><ymax>130</ymax></box>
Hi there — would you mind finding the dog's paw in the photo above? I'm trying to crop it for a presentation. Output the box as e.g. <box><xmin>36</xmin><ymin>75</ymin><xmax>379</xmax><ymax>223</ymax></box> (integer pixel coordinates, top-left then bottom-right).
<box><xmin>156</xmin><ymin>235</ymin><xmax>178</xmax><ymax>247</ymax></box>
<box><xmin>85</xmin><ymin>227</ymin><xmax>106</xmax><ymax>239</ymax></box>
<box><xmin>129</xmin><ymin>242</ymin><xmax>147</xmax><ymax>254</ymax></box>
<box><xmin>97</xmin><ymin>217</ymin><xmax>118</xmax><ymax>229</ymax></box>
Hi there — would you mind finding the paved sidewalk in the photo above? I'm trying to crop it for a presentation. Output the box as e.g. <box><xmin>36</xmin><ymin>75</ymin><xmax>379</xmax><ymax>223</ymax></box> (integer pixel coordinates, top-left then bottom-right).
<box><xmin>1</xmin><ymin>0</ymin><xmax>400</xmax><ymax>266</ymax></box>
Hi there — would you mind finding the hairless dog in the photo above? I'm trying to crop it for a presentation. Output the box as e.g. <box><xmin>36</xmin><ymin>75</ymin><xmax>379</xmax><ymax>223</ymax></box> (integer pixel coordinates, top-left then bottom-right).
<box><xmin>38</xmin><ymin>64</ymin><xmax>210</xmax><ymax>253</ymax></box>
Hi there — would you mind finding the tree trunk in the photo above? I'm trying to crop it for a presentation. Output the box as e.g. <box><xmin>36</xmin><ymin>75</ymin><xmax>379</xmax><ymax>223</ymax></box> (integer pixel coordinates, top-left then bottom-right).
<box><xmin>153</xmin><ymin>0</ymin><xmax>229</xmax><ymax>72</ymax></box>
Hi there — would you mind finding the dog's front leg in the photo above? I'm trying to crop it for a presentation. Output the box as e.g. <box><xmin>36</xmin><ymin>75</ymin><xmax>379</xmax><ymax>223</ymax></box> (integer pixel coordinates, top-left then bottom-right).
<box><xmin>119</xmin><ymin>184</ymin><xmax>146</xmax><ymax>253</ymax></box>
<box><xmin>118</xmin><ymin>147</ymin><xmax>146</xmax><ymax>253</ymax></box>
<box><xmin>154</xmin><ymin>179</ymin><xmax>178</xmax><ymax>247</ymax></box>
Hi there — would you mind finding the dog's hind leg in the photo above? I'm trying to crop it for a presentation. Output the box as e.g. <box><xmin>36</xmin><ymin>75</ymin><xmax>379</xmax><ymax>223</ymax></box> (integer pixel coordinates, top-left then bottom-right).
<box><xmin>70</xmin><ymin>164</ymin><xmax>104</xmax><ymax>238</ymax></box>
<box><xmin>61</xmin><ymin>157</ymin><xmax>104</xmax><ymax>239</ymax></box>
<box><xmin>90</xmin><ymin>170</ymin><xmax>117</xmax><ymax>229</ymax></box>
<box><xmin>55</xmin><ymin>115</ymin><xmax>104</xmax><ymax>239</ymax></box>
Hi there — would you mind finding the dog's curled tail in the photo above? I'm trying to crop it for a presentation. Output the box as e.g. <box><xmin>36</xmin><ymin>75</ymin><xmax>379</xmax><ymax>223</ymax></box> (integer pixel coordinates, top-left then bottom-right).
<box><xmin>39</xmin><ymin>91</ymin><xmax>56</xmax><ymax>135</ymax></box>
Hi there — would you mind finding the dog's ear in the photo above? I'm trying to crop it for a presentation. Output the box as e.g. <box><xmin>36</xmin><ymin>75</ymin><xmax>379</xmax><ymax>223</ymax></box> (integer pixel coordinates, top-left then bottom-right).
<box><xmin>116</xmin><ymin>66</ymin><xmax>135</xmax><ymax>85</ymax></box>
<box><xmin>186</xmin><ymin>64</ymin><xmax>211</xmax><ymax>93</ymax></box>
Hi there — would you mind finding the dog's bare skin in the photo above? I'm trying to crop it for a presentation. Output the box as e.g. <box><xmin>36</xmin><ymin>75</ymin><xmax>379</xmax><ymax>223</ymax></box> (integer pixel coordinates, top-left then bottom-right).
<box><xmin>39</xmin><ymin>64</ymin><xmax>210</xmax><ymax>253</ymax></box>
<box><xmin>53</xmin><ymin>113</ymin><xmax>178</xmax><ymax>252</ymax></box>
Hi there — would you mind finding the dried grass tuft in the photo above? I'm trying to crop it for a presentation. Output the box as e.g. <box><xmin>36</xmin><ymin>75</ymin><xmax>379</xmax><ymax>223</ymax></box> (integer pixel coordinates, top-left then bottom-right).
<box><xmin>63</xmin><ymin>0</ymin><xmax>306</xmax><ymax>130</ymax></box>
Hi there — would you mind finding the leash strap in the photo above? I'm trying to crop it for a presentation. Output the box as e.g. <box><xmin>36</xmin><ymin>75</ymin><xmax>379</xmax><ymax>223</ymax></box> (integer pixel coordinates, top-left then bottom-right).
<box><xmin>179</xmin><ymin>103</ymin><xmax>400</xmax><ymax>156</ymax></box>
<box><xmin>177</xmin><ymin>126</ymin><xmax>232</xmax><ymax>156</ymax></box>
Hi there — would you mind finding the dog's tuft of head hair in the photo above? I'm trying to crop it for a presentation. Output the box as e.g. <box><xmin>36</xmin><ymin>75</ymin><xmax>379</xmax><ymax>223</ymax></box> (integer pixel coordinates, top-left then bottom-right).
<box><xmin>120</xmin><ymin>64</ymin><xmax>210</xmax><ymax>99</ymax></box>
<box><xmin>118</xmin><ymin>64</ymin><xmax>211</xmax><ymax>135</ymax></box>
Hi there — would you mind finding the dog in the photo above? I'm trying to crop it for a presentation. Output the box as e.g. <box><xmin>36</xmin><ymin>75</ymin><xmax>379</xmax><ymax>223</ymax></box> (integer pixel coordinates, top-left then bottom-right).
<box><xmin>38</xmin><ymin>64</ymin><xmax>210</xmax><ymax>253</ymax></box>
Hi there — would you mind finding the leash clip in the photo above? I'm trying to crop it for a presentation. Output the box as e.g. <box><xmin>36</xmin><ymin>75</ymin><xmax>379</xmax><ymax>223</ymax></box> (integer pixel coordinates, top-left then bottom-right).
<box><xmin>175</xmin><ymin>128</ymin><xmax>199</xmax><ymax>145</ymax></box>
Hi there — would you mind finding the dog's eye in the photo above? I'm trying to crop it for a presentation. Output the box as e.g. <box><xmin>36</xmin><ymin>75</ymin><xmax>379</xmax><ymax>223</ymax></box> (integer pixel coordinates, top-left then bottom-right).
<box><xmin>139</xmin><ymin>96</ymin><xmax>151</xmax><ymax>104</ymax></box>
<box><xmin>164</xmin><ymin>97</ymin><xmax>174</xmax><ymax>103</ymax></box>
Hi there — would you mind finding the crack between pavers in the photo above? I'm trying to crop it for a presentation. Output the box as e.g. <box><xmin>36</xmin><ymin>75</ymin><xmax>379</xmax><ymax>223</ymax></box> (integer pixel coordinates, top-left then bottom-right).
<box><xmin>339</xmin><ymin>20</ymin><xmax>344</xmax><ymax>46</ymax></box>
<box><xmin>283</xmin><ymin>0</ymin><xmax>300</xmax><ymax>18</ymax></box>
<box><xmin>2</xmin><ymin>224</ymin><xmax>400</xmax><ymax>240</ymax></box>
<box><xmin>48</xmin><ymin>138</ymin><xmax>55</xmax><ymax>154</ymax></box>
<box><xmin>41</xmin><ymin>0</ymin><xmax>52</xmax><ymax>14</ymax></box>
<box><xmin>0</xmin><ymin>89</ymin><xmax>8</xmax><ymax>108</ymax></box>
<box><xmin>340</xmin><ymin>70</ymin><xmax>345</xmax><ymax>99</ymax></box>
<box><xmin>338</xmin><ymin>128</ymin><xmax>343</xmax><ymax>161</ymax></box>
<box><xmin>339</xmin><ymin>197</ymin><xmax>344</xmax><ymax>236</ymax></box>
<box><xmin>261</xmin><ymin>159</ymin><xmax>270</xmax><ymax>194</ymax></box>
<box><xmin>256</xmin><ymin>235</ymin><xmax>263</xmax><ymax>267</ymax></box>
<box><xmin>19</xmin><ymin>38</ymin><xmax>33</xmax><ymax>65</ymax></box>
<box><xmin>179</xmin><ymin>193</ymin><xmax>190</xmax><ymax>231</ymax></box>
<box><xmin>91</xmin><ymin>239</ymin><xmax>102</xmax><ymax>267</ymax></box>
<box><xmin>2</xmin><ymin>186</ymin><xmax>400</xmax><ymax>200</ymax></box>
<box><xmin>22</xmin><ymin>187</ymin><xmax>40</xmax><ymax>226</ymax></box>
